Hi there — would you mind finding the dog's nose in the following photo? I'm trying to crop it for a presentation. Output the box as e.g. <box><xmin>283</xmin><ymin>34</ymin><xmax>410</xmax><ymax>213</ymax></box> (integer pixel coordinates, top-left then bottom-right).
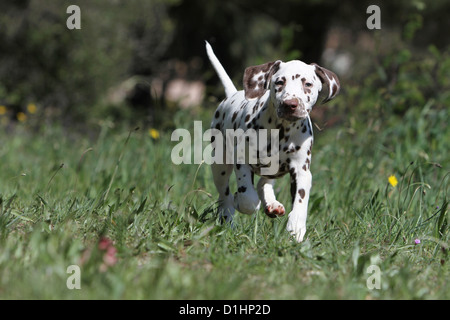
<box><xmin>283</xmin><ymin>98</ymin><xmax>299</xmax><ymax>109</ymax></box>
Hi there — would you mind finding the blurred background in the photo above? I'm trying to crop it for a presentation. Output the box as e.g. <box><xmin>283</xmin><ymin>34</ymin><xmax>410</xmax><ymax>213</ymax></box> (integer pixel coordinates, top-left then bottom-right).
<box><xmin>0</xmin><ymin>0</ymin><xmax>449</xmax><ymax>132</ymax></box>
<box><xmin>1</xmin><ymin>0</ymin><xmax>449</xmax><ymax>300</ymax></box>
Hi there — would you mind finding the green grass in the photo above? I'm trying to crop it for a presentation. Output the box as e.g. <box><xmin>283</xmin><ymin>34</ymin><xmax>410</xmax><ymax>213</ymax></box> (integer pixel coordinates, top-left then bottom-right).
<box><xmin>0</xmin><ymin>104</ymin><xmax>448</xmax><ymax>299</ymax></box>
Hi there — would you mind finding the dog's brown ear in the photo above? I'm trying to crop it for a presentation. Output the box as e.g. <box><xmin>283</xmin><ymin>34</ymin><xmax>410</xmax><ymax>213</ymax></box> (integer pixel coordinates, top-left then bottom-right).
<box><xmin>311</xmin><ymin>63</ymin><xmax>340</xmax><ymax>104</ymax></box>
<box><xmin>243</xmin><ymin>61</ymin><xmax>281</xmax><ymax>100</ymax></box>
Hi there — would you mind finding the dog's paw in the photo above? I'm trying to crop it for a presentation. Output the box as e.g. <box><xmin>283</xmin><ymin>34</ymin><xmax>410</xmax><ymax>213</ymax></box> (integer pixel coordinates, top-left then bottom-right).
<box><xmin>234</xmin><ymin>191</ymin><xmax>260</xmax><ymax>215</ymax></box>
<box><xmin>264</xmin><ymin>201</ymin><xmax>285</xmax><ymax>218</ymax></box>
<box><xmin>286</xmin><ymin>218</ymin><xmax>306</xmax><ymax>243</ymax></box>
<box><xmin>218</xmin><ymin>205</ymin><xmax>235</xmax><ymax>225</ymax></box>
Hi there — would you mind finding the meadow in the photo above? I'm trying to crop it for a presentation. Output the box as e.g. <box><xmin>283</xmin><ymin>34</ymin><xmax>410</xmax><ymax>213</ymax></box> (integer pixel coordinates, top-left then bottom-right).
<box><xmin>0</xmin><ymin>98</ymin><xmax>448</xmax><ymax>300</ymax></box>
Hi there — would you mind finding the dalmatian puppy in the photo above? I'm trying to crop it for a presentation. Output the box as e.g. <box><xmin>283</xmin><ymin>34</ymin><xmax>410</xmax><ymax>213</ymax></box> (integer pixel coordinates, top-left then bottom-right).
<box><xmin>206</xmin><ymin>41</ymin><xmax>340</xmax><ymax>242</ymax></box>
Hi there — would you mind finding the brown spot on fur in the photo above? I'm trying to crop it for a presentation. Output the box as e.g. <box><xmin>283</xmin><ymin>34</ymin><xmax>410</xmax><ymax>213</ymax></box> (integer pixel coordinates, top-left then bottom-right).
<box><xmin>332</xmin><ymin>83</ymin><xmax>338</xmax><ymax>96</ymax></box>
<box><xmin>243</xmin><ymin>61</ymin><xmax>281</xmax><ymax>100</ymax></box>
<box><xmin>232</xmin><ymin>111</ymin><xmax>238</xmax><ymax>122</ymax></box>
<box><xmin>299</xmin><ymin>189</ymin><xmax>306</xmax><ymax>199</ymax></box>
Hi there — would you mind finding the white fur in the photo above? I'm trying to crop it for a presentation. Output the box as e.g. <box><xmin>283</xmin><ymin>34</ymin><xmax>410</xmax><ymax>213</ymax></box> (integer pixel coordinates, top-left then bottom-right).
<box><xmin>205</xmin><ymin>41</ymin><xmax>237</xmax><ymax>98</ymax></box>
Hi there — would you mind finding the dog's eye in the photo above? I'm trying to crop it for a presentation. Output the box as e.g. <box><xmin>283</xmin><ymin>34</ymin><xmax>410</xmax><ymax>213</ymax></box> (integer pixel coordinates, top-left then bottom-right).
<box><xmin>305</xmin><ymin>82</ymin><xmax>313</xmax><ymax>87</ymax></box>
<box><xmin>275</xmin><ymin>80</ymin><xmax>285</xmax><ymax>86</ymax></box>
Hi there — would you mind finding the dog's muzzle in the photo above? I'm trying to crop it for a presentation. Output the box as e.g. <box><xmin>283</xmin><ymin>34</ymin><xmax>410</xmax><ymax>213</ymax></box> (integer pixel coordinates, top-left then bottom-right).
<box><xmin>278</xmin><ymin>98</ymin><xmax>308</xmax><ymax>121</ymax></box>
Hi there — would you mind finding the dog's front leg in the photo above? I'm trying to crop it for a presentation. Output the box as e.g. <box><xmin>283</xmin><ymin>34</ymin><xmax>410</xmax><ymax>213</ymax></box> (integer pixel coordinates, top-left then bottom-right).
<box><xmin>233</xmin><ymin>164</ymin><xmax>261</xmax><ymax>215</ymax></box>
<box><xmin>286</xmin><ymin>163</ymin><xmax>312</xmax><ymax>242</ymax></box>
<box><xmin>257</xmin><ymin>177</ymin><xmax>286</xmax><ymax>218</ymax></box>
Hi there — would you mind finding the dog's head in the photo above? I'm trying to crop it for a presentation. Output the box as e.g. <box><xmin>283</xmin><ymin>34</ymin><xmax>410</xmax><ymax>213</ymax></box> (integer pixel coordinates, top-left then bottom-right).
<box><xmin>243</xmin><ymin>60</ymin><xmax>340</xmax><ymax>121</ymax></box>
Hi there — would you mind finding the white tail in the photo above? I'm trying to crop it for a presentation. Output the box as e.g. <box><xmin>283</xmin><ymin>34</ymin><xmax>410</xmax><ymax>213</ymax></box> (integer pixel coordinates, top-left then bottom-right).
<box><xmin>205</xmin><ymin>41</ymin><xmax>237</xmax><ymax>98</ymax></box>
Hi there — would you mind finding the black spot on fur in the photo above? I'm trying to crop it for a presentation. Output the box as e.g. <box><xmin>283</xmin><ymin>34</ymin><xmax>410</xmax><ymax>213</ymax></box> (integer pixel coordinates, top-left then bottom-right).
<box><xmin>279</xmin><ymin>127</ymin><xmax>285</xmax><ymax>140</ymax></box>
<box><xmin>290</xmin><ymin>180</ymin><xmax>296</xmax><ymax>205</ymax></box>
<box><xmin>238</xmin><ymin>186</ymin><xmax>247</xmax><ymax>193</ymax></box>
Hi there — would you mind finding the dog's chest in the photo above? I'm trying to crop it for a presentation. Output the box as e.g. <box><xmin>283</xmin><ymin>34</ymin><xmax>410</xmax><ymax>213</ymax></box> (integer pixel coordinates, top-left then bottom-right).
<box><xmin>250</xmin><ymin>121</ymin><xmax>312</xmax><ymax>178</ymax></box>
<box><xmin>211</xmin><ymin>91</ymin><xmax>313</xmax><ymax>178</ymax></box>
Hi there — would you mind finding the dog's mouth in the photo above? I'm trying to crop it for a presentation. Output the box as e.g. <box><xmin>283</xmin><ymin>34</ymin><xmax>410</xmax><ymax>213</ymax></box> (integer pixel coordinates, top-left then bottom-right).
<box><xmin>277</xmin><ymin>99</ymin><xmax>308</xmax><ymax>121</ymax></box>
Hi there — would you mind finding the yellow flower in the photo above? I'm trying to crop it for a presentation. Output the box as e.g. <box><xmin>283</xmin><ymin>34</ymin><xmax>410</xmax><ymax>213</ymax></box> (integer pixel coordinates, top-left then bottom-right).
<box><xmin>27</xmin><ymin>103</ymin><xmax>37</xmax><ymax>114</ymax></box>
<box><xmin>149</xmin><ymin>128</ymin><xmax>160</xmax><ymax>139</ymax></box>
<box><xmin>17</xmin><ymin>112</ymin><xmax>27</xmax><ymax>122</ymax></box>
<box><xmin>0</xmin><ymin>105</ymin><xmax>6</xmax><ymax>115</ymax></box>
<box><xmin>388</xmin><ymin>175</ymin><xmax>398</xmax><ymax>187</ymax></box>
